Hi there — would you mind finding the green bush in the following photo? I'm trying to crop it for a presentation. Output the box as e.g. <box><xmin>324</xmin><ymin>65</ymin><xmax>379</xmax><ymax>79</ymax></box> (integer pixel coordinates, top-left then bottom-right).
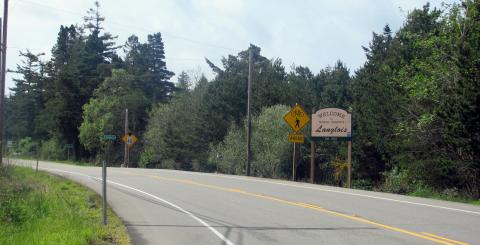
<box><xmin>380</xmin><ymin>167</ymin><xmax>415</xmax><ymax>194</ymax></box>
<box><xmin>13</xmin><ymin>137</ymin><xmax>38</xmax><ymax>156</ymax></box>
<box><xmin>208</xmin><ymin>124</ymin><xmax>246</xmax><ymax>175</ymax></box>
<box><xmin>251</xmin><ymin>105</ymin><xmax>291</xmax><ymax>178</ymax></box>
<box><xmin>208</xmin><ymin>104</ymin><xmax>291</xmax><ymax>178</ymax></box>
<box><xmin>40</xmin><ymin>138</ymin><xmax>65</xmax><ymax>160</ymax></box>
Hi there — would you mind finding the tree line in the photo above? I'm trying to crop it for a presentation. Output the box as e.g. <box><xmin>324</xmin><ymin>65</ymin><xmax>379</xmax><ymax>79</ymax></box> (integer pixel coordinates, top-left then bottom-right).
<box><xmin>6</xmin><ymin>1</ymin><xmax>480</xmax><ymax>199</ymax></box>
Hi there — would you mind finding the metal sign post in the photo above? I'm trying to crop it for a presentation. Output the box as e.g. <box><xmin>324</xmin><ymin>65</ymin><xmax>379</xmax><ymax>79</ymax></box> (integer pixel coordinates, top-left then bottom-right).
<box><xmin>102</xmin><ymin>134</ymin><xmax>116</xmax><ymax>225</ymax></box>
<box><xmin>102</xmin><ymin>157</ymin><xmax>107</xmax><ymax>225</ymax></box>
<box><xmin>284</xmin><ymin>103</ymin><xmax>309</xmax><ymax>181</ymax></box>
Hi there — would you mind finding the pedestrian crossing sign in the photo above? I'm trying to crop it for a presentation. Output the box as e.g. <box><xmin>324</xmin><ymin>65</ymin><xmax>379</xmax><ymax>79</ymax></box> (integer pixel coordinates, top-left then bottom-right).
<box><xmin>283</xmin><ymin>104</ymin><xmax>310</xmax><ymax>133</ymax></box>
<box><xmin>122</xmin><ymin>133</ymin><xmax>138</xmax><ymax>148</ymax></box>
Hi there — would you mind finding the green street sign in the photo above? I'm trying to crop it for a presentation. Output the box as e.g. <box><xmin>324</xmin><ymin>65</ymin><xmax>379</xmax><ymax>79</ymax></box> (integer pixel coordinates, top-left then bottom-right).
<box><xmin>65</xmin><ymin>144</ymin><xmax>74</xmax><ymax>148</ymax></box>
<box><xmin>103</xmin><ymin>135</ymin><xmax>117</xmax><ymax>141</ymax></box>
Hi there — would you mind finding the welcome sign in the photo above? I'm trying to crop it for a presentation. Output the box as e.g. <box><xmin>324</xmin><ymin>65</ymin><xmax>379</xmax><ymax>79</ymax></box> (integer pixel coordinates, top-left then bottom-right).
<box><xmin>311</xmin><ymin>108</ymin><xmax>351</xmax><ymax>138</ymax></box>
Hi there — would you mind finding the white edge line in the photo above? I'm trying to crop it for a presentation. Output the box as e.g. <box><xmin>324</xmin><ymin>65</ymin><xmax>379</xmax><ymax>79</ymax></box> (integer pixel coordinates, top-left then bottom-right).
<box><xmin>11</xmin><ymin>159</ymin><xmax>480</xmax><ymax>216</ymax></box>
<box><xmin>37</xmin><ymin>167</ymin><xmax>235</xmax><ymax>245</ymax></box>
<box><xmin>151</xmin><ymin>169</ymin><xmax>480</xmax><ymax>216</ymax></box>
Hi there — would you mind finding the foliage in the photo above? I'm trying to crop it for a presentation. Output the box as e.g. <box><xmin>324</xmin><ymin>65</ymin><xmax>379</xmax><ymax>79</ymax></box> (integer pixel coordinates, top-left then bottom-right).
<box><xmin>40</xmin><ymin>137</ymin><xmax>67</xmax><ymax>161</ymax></box>
<box><xmin>250</xmin><ymin>105</ymin><xmax>292</xmax><ymax>178</ymax></box>
<box><xmin>13</xmin><ymin>137</ymin><xmax>38</xmax><ymax>156</ymax></box>
<box><xmin>5</xmin><ymin>1</ymin><xmax>480</xmax><ymax>201</ymax></box>
<box><xmin>79</xmin><ymin>69</ymin><xmax>149</xmax><ymax>164</ymax></box>
<box><xmin>141</xmin><ymin>76</ymin><xmax>210</xmax><ymax>170</ymax></box>
<box><xmin>209</xmin><ymin>105</ymin><xmax>291</xmax><ymax>178</ymax></box>
<box><xmin>0</xmin><ymin>166</ymin><xmax>131</xmax><ymax>244</ymax></box>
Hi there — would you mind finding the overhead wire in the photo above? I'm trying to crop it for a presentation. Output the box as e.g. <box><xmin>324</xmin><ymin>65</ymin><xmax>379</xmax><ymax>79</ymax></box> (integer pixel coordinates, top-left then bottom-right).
<box><xmin>13</xmin><ymin>0</ymin><xmax>236</xmax><ymax>52</ymax></box>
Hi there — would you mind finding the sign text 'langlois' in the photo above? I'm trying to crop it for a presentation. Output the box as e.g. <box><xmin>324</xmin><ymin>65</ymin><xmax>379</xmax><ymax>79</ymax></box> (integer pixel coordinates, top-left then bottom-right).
<box><xmin>311</xmin><ymin>108</ymin><xmax>351</xmax><ymax>138</ymax></box>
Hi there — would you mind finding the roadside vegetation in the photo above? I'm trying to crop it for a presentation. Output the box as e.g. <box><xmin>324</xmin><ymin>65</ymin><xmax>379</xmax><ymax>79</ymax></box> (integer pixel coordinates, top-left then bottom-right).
<box><xmin>5</xmin><ymin>0</ymin><xmax>480</xmax><ymax>205</ymax></box>
<box><xmin>0</xmin><ymin>165</ymin><xmax>131</xmax><ymax>245</ymax></box>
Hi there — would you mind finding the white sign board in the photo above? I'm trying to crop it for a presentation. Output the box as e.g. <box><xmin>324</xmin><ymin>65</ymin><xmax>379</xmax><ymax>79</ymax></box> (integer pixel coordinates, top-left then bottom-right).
<box><xmin>311</xmin><ymin>108</ymin><xmax>351</xmax><ymax>138</ymax></box>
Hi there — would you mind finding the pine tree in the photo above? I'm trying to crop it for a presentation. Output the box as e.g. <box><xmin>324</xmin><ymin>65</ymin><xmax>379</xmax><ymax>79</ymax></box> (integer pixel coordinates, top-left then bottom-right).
<box><xmin>7</xmin><ymin>51</ymin><xmax>45</xmax><ymax>139</ymax></box>
<box><xmin>145</xmin><ymin>33</ymin><xmax>175</xmax><ymax>103</ymax></box>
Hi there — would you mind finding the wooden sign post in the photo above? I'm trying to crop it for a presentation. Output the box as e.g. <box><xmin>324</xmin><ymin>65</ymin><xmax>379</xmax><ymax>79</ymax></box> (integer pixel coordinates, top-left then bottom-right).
<box><xmin>311</xmin><ymin>108</ymin><xmax>352</xmax><ymax>188</ymax></box>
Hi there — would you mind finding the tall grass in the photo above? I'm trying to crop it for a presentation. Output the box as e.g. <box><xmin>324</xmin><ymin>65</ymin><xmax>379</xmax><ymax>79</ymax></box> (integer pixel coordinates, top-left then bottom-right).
<box><xmin>0</xmin><ymin>165</ymin><xmax>130</xmax><ymax>245</ymax></box>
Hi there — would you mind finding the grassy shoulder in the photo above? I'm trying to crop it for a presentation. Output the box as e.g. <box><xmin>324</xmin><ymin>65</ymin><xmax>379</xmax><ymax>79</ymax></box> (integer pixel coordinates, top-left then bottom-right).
<box><xmin>408</xmin><ymin>186</ymin><xmax>480</xmax><ymax>206</ymax></box>
<box><xmin>0</xmin><ymin>165</ymin><xmax>131</xmax><ymax>245</ymax></box>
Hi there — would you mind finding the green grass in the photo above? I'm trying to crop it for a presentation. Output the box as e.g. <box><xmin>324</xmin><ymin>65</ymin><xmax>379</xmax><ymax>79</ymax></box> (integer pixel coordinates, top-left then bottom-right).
<box><xmin>409</xmin><ymin>185</ymin><xmax>480</xmax><ymax>206</ymax></box>
<box><xmin>0</xmin><ymin>165</ymin><xmax>131</xmax><ymax>245</ymax></box>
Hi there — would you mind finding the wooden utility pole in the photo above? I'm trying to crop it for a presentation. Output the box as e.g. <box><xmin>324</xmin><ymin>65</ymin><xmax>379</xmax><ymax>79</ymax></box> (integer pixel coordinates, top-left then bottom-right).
<box><xmin>0</xmin><ymin>0</ymin><xmax>9</xmax><ymax>165</ymax></box>
<box><xmin>123</xmin><ymin>109</ymin><xmax>128</xmax><ymax>168</ymax></box>
<box><xmin>0</xmin><ymin>17</ymin><xmax>3</xmax><ymax>165</ymax></box>
<box><xmin>347</xmin><ymin>140</ymin><xmax>352</xmax><ymax>188</ymax></box>
<box><xmin>246</xmin><ymin>47</ymin><xmax>253</xmax><ymax>176</ymax></box>
<box><xmin>310</xmin><ymin>108</ymin><xmax>316</xmax><ymax>183</ymax></box>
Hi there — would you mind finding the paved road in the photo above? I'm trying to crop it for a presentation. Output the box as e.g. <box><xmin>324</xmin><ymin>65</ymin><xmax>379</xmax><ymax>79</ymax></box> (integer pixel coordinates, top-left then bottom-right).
<box><xmin>9</xmin><ymin>159</ymin><xmax>480</xmax><ymax>245</ymax></box>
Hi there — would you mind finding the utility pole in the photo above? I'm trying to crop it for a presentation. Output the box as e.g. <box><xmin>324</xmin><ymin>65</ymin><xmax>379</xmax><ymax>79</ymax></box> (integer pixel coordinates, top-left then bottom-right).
<box><xmin>0</xmin><ymin>17</ymin><xmax>3</xmax><ymax>166</ymax></box>
<box><xmin>0</xmin><ymin>0</ymin><xmax>9</xmax><ymax>165</ymax></box>
<box><xmin>310</xmin><ymin>107</ymin><xmax>316</xmax><ymax>183</ymax></box>
<box><xmin>246</xmin><ymin>47</ymin><xmax>253</xmax><ymax>176</ymax></box>
<box><xmin>123</xmin><ymin>109</ymin><xmax>128</xmax><ymax>168</ymax></box>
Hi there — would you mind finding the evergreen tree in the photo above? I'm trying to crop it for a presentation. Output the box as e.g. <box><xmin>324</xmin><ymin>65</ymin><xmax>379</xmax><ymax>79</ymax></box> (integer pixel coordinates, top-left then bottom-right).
<box><xmin>145</xmin><ymin>33</ymin><xmax>175</xmax><ymax>103</ymax></box>
<box><xmin>176</xmin><ymin>71</ymin><xmax>191</xmax><ymax>92</ymax></box>
<box><xmin>7</xmin><ymin>51</ymin><xmax>46</xmax><ymax>139</ymax></box>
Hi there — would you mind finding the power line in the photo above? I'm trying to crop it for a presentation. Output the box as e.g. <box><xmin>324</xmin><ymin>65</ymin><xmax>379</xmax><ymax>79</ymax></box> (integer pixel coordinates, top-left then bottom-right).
<box><xmin>14</xmin><ymin>0</ymin><xmax>236</xmax><ymax>52</ymax></box>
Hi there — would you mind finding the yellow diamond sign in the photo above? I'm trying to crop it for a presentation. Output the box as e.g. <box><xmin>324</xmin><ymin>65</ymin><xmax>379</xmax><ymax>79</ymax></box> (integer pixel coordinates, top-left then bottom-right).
<box><xmin>122</xmin><ymin>133</ymin><xmax>138</xmax><ymax>148</ymax></box>
<box><xmin>283</xmin><ymin>104</ymin><xmax>310</xmax><ymax>132</ymax></box>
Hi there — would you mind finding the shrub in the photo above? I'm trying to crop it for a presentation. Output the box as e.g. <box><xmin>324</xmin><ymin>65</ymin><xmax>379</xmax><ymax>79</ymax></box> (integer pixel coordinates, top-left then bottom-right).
<box><xmin>208</xmin><ymin>104</ymin><xmax>292</xmax><ymax>178</ymax></box>
<box><xmin>40</xmin><ymin>138</ymin><xmax>65</xmax><ymax>160</ymax></box>
<box><xmin>381</xmin><ymin>167</ymin><xmax>415</xmax><ymax>194</ymax></box>
<box><xmin>14</xmin><ymin>137</ymin><xmax>38</xmax><ymax>156</ymax></box>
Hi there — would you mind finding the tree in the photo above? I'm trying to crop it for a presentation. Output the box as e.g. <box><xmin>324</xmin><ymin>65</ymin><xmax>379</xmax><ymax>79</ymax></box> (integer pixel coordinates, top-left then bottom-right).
<box><xmin>209</xmin><ymin>105</ymin><xmax>291</xmax><ymax>178</ymax></box>
<box><xmin>123</xmin><ymin>33</ymin><xmax>175</xmax><ymax>104</ymax></box>
<box><xmin>7</xmin><ymin>51</ymin><xmax>46</xmax><ymax>140</ymax></box>
<box><xmin>79</xmin><ymin>69</ymin><xmax>149</xmax><ymax>163</ymax></box>
<box><xmin>141</xmin><ymin>76</ymin><xmax>210</xmax><ymax>169</ymax></box>
<box><xmin>176</xmin><ymin>71</ymin><xmax>191</xmax><ymax>92</ymax></box>
<box><xmin>37</xmin><ymin>24</ymin><xmax>88</xmax><ymax>159</ymax></box>
<box><xmin>144</xmin><ymin>33</ymin><xmax>175</xmax><ymax>103</ymax></box>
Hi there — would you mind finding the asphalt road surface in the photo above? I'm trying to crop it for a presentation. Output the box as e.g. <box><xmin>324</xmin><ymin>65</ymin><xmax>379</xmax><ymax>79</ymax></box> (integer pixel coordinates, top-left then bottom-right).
<box><xmin>9</xmin><ymin>159</ymin><xmax>480</xmax><ymax>245</ymax></box>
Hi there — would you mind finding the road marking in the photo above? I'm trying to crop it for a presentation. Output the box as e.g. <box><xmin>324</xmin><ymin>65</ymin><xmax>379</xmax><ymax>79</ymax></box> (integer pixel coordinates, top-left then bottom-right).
<box><xmin>14</xmin><ymin>159</ymin><xmax>480</xmax><ymax>215</ymax></box>
<box><xmin>421</xmin><ymin>232</ymin><xmax>469</xmax><ymax>245</ymax></box>
<box><xmin>149</xmin><ymin>169</ymin><xmax>480</xmax><ymax>216</ymax></box>
<box><xmin>140</xmin><ymin>173</ymin><xmax>467</xmax><ymax>245</ymax></box>
<box><xmin>36</xmin><ymin>167</ymin><xmax>235</xmax><ymax>245</ymax></box>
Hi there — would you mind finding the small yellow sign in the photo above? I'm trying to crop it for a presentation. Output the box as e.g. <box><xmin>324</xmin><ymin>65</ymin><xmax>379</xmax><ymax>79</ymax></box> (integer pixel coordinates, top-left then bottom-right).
<box><xmin>283</xmin><ymin>104</ymin><xmax>310</xmax><ymax>132</ymax></box>
<box><xmin>122</xmin><ymin>133</ymin><xmax>138</xmax><ymax>148</ymax></box>
<box><xmin>288</xmin><ymin>133</ymin><xmax>304</xmax><ymax>143</ymax></box>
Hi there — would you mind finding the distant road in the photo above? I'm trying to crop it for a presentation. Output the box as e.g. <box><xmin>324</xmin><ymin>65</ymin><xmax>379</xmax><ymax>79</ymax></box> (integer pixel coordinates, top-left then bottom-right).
<box><xmin>10</xmin><ymin>159</ymin><xmax>480</xmax><ymax>245</ymax></box>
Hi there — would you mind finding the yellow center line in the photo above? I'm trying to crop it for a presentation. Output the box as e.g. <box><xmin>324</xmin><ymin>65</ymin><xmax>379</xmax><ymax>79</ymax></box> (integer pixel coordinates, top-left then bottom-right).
<box><xmin>126</xmin><ymin>172</ymin><xmax>466</xmax><ymax>245</ymax></box>
<box><xmin>421</xmin><ymin>232</ymin><xmax>470</xmax><ymax>245</ymax></box>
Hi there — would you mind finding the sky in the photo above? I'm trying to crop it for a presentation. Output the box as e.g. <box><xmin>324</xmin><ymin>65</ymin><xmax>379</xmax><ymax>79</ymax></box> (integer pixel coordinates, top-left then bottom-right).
<box><xmin>3</xmin><ymin>0</ymin><xmax>455</xmax><ymax>94</ymax></box>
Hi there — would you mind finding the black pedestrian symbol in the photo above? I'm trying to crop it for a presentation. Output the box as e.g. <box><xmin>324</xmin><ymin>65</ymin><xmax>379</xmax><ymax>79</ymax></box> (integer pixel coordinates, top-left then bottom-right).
<box><xmin>127</xmin><ymin>132</ymin><xmax>132</xmax><ymax>145</ymax></box>
<box><xmin>295</xmin><ymin>117</ymin><xmax>300</xmax><ymax>128</ymax></box>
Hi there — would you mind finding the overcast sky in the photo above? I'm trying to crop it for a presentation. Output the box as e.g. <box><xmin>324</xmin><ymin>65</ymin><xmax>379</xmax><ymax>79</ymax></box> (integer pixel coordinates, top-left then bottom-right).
<box><xmin>4</xmin><ymin>0</ymin><xmax>454</xmax><ymax>94</ymax></box>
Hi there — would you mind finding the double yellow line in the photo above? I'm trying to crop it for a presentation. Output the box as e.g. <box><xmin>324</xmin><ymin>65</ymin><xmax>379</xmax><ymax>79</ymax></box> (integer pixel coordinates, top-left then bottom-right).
<box><xmin>131</xmin><ymin>172</ymin><xmax>469</xmax><ymax>245</ymax></box>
